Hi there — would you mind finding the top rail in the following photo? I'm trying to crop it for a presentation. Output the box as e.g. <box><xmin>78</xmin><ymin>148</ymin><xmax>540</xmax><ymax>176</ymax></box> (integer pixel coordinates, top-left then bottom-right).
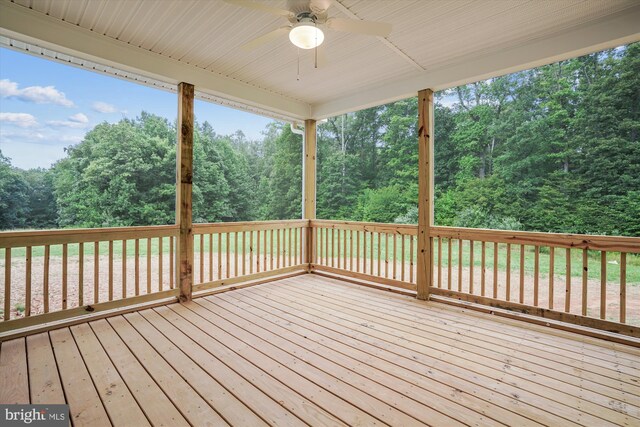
<box><xmin>431</xmin><ymin>226</ymin><xmax>640</xmax><ymax>254</ymax></box>
<box><xmin>311</xmin><ymin>219</ymin><xmax>417</xmax><ymax>235</ymax></box>
<box><xmin>310</xmin><ymin>220</ymin><xmax>640</xmax><ymax>253</ymax></box>
<box><xmin>0</xmin><ymin>225</ymin><xmax>179</xmax><ymax>248</ymax></box>
<box><xmin>193</xmin><ymin>219</ymin><xmax>308</xmax><ymax>234</ymax></box>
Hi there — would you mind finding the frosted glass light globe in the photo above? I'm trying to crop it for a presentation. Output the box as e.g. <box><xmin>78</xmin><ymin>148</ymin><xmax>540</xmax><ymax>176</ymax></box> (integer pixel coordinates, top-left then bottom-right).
<box><xmin>289</xmin><ymin>22</ymin><xmax>324</xmax><ymax>49</ymax></box>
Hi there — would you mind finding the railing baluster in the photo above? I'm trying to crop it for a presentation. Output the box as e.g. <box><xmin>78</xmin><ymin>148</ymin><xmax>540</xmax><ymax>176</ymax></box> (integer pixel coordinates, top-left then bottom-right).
<box><xmin>493</xmin><ymin>242</ymin><xmax>498</xmax><ymax>298</ymax></box>
<box><xmin>44</xmin><ymin>245</ymin><xmax>50</xmax><ymax>312</ymax></box>
<box><xmin>147</xmin><ymin>238</ymin><xmax>152</xmax><ymax>294</ymax></box>
<box><xmin>581</xmin><ymin>248</ymin><xmax>587</xmax><ymax>316</ymax></box>
<box><xmin>350</xmin><ymin>230</ymin><xmax>354</xmax><ymax>271</ymax></box>
<box><xmin>170</xmin><ymin>236</ymin><xmax>174</xmax><ymax>289</ymax></box>
<box><xmin>256</xmin><ymin>230</ymin><xmax>261</xmax><ymax>273</ymax></box>
<box><xmin>209</xmin><ymin>233</ymin><xmax>213</xmax><ymax>281</ymax></box>
<box><xmin>249</xmin><ymin>231</ymin><xmax>254</xmax><ymax>274</ymax></box>
<box><xmin>94</xmin><ymin>242</ymin><xmax>99</xmax><ymax>304</ymax></box>
<box><xmin>263</xmin><ymin>229</ymin><xmax>268</xmax><ymax>270</ymax></box>
<box><xmin>481</xmin><ymin>242</ymin><xmax>486</xmax><ymax>296</ymax></box>
<box><xmin>226</xmin><ymin>232</ymin><xmax>231</xmax><ymax>278</ymax></box>
<box><xmin>401</xmin><ymin>234</ymin><xmax>406</xmax><ymax>282</ymax></box>
<box><xmin>4</xmin><ymin>248</ymin><xmax>11</xmax><ymax>320</ymax></box>
<box><xmin>505</xmin><ymin>243</ymin><xmax>511</xmax><ymax>301</ymax></box>
<box><xmin>458</xmin><ymin>239</ymin><xmax>462</xmax><ymax>292</ymax></box>
<box><xmin>62</xmin><ymin>243</ymin><xmax>68</xmax><ymax>309</ymax></box>
<box><xmin>409</xmin><ymin>235</ymin><xmax>414</xmax><ymax>283</ymax></box>
<box><xmin>370</xmin><ymin>232</ymin><xmax>374</xmax><ymax>275</ymax></box>
<box><xmin>200</xmin><ymin>234</ymin><xmax>204</xmax><ymax>283</ymax></box>
<box><xmin>436</xmin><ymin>237</ymin><xmax>441</xmax><ymax>288</ymax></box>
<box><xmin>218</xmin><ymin>233</ymin><xmax>223</xmax><ymax>278</ymax></box>
<box><xmin>337</xmin><ymin>229</ymin><xmax>342</xmax><ymax>269</ymax></box>
<box><xmin>26</xmin><ymin>246</ymin><xmax>32</xmax><ymax>316</ymax></box>
<box><xmin>357</xmin><ymin>230</ymin><xmax>361</xmax><ymax>273</ymax></box>
<box><xmin>108</xmin><ymin>241</ymin><xmax>114</xmax><ymax>301</ymax></box>
<box><xmin>520</xmin><ymin>245</ymin><xmax>525</xmax><ymax>304</ymax></box>
<box><xmin>276</xmin><ymin>229</ymin><xmax>281</xmax><ymax>269</ymax></box>
<box><xmin>299</xmin><ymin>227</ymin><xmax>303</xmax><ymax>265</ymax></box>
<box><xmin>534</xmin><ymin>246</ymin><xmax>539</xmax><ymax>306</ymax></box>
<box><xmin>392</xmin><ymin>233</ymin><xmax>397</xmax><ymax>279</ymax></box>
<box><xmin>549</xmin><ymin>246</ymin><xmax>555</xmax><ymax>310</ymax></box>
<box><xmin>289</xmin><ymin>228</ymin><xmax>293</xmax><ymax>266</ymax></box>
<box><xmin>565</xmin><ymin>248</ymin><xmax>571</xmax><ymax>313</ymax></box>
<box><xmin>135</xmin><ymin>239</ymin><xmax>140</xmax><ymax>296</ymax></box>
<box><xmin>601</xmin><ymin>251</ymin><xmax>607</xmax><ymax>320</ymax></box>
<box><xmin>447</xmin><ymin>238</ymin><xmax>452</xmax><ymax>290</ymax></box>
<box><xmin>158</xmin><ymin>237</ymin><xmax>163</xmax><ymax>291</ymax></box>
<box><xmin>377</xmin><ymin>232</ymin><xmax>381</xmax><ymax>276</ymax></box>
<box><xmin>242</xmin><ymin>231</ymin><xmax>247</xmax><ymax>275</ymax></box>
<box><xmin>385</xmin><ymin>233</ymin><xmax>389</xmax><ymax>278</ymax></box>
<box><xmin>78</xmin><ymin>243</ymin><xmax>84</xmax><ymax>306</ymax></box>
<box><xmin>235</xmin><ymin>231</ymin><xmax>239</xmax><ymax>276</ymax></box>
<box><xmin>323</xmin><ymin>228</ymin><xmax>329</xmax><ymax>266</ymax></box>
<box><xmin>469</xmin><ymin>240</ymin><xmax>474</xmax><ymax>294</ymax></box>
<box><xmin>270</xmin><ymin>229</ymin><xmax>274</xmax><ymax>270</ymax></box>
<box><xmin>122</xmin><ymin>240</ymin><xmax>127</xmax><ymax>298</ymax></box>
<box><xmin>620</xmin><ymin>252</ymin><xmax>626</xmax><ymax>323</ymax></box>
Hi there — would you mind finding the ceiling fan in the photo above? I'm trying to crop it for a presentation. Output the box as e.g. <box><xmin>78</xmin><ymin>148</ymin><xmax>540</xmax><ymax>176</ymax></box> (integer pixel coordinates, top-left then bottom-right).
<box><xmin>224</xmin><ymin>0</ymin><xmax>392</xmax><ymax>52</ymax></box>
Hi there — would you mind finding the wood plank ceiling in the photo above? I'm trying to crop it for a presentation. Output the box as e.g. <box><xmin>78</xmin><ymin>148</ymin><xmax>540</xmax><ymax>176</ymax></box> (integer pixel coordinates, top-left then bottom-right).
<box><xmin>4</xmin><ymin>0</ymin><xmax>640</xmax><ymax>117</ymax></box>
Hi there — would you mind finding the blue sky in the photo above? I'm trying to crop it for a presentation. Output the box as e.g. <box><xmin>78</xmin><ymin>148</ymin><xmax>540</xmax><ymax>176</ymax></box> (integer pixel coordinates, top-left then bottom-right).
<box><xmin>0</xmin><ymin>47</ymin><xmax>274</xmax><ymax>170</ymax></box>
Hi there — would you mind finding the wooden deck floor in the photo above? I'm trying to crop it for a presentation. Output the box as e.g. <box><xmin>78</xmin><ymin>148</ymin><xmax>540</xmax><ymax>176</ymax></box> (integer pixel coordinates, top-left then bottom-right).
<box><xmin>1</xmin><ymin>274</ymin><xmax>639</xmax><ymax>426</ymax></box>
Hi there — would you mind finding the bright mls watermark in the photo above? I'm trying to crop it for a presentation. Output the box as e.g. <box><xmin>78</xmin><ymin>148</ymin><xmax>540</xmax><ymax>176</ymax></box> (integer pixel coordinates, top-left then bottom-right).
<box><xmin>1</xmin><ymin>405</ymin><xmax>68</xmax><ymax>426</ymax></box>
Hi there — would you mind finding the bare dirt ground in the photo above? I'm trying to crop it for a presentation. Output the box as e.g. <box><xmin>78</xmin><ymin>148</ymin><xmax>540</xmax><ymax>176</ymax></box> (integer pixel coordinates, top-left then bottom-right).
<box><xmin>1</xmin><ymin>252</ymin><xmax>295</xmax><ymax>320</ymax></box>
<box><xmin>2</xmin><ymin>254</ymin><xmax>638</xmax><ymax>326</ymax></box>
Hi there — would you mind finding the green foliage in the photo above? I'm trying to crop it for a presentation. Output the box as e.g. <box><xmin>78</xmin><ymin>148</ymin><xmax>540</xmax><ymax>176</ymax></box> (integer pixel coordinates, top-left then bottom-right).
<box><xmin>0</xmin><ymin>151</ymin><xmax>30</xmax><ymax>229</ymax></box>
<box><xmin>315</xmin><ymin>42</ymin><xmax>639</xmax><ymax>236</ymax></box>
<box><xmin>1</xmin><ymin>43</ymin><xmax>638</xmax><ymax>237</ymax></box>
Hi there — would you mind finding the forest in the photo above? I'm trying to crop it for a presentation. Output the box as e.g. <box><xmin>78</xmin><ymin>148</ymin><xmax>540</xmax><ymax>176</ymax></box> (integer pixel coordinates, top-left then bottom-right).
<box><xmin>0</xmin><ymin>42</ymin><xmax>638</xmax><ymax>237</ymax></box>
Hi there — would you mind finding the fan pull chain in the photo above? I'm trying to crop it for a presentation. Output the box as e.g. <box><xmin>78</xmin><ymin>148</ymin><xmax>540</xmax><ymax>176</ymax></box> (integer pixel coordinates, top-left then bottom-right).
<box><xmin>314</xmin><ymin>22</ymin><xmax>318</xmax><ymax>69</ymax></box>
<box><xmin>297</xmin><ymin>48</ymin><xmax>300</xmax><ymax>81</ymax></box>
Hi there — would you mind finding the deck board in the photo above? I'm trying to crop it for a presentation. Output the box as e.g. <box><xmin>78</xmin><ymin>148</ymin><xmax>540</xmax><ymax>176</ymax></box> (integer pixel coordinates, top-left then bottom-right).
<box><xmin>1</xmin><ymin>274</ymin><xmax>639</xmax><ymax>426</ymax></box>
<box><xmin>26</xmin><ymin>332</ymin><xmax>65</xmax><ymax>404</ymax></box>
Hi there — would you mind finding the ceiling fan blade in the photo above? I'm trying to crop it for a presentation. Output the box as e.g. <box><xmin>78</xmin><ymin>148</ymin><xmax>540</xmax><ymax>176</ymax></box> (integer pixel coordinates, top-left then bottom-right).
<box><xmin>325</xmin><ymin>17</ymin><xmax>391</xmax><ymax>37</ymax></box>
<box><xmin>241</xmin><ymin>26</ymin><xmax>291</xmax><ymax>51</ymax></box>
<box><xmin>224</xmin><ymin>0</ymin><xmax>294</xmax><ymax>18</ymax></box>
<box><xmin>310</xmin><ymin>0</ymin><xmax>332</xmax><ymax>15</ymax></box>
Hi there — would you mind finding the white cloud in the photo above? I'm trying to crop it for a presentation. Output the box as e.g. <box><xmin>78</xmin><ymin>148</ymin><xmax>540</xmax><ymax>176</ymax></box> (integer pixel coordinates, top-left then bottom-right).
<box><xmin>0</xmin><ymin>112</ymin><xmax>38</xmax><ymax>128</ymax></box>
<box><xmin>47</xmin><ymin>112</ymin><xmax>90</xmax><ymax>129</ymax></box>
<box><xmin>0</xmin><ymin>79</ymin><xmax>75</xmax><ymax>107</ymax></box>
<box><xmin>68</xmin><ymin>113</ymin><xmax>89</xmax><ymax>123</ymax></box>
<box><xmin>92</xmin><ymin>101</ymin><xmax>119</xmax><ymax>113</ymax></box>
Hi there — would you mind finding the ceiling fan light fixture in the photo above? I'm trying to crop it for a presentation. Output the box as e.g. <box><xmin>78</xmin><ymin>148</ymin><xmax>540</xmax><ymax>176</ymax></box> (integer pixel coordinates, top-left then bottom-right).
<box><xmin>289</xmin><ymin>20</ymin><xmax>324</xmax><ymax>49</ymax></box>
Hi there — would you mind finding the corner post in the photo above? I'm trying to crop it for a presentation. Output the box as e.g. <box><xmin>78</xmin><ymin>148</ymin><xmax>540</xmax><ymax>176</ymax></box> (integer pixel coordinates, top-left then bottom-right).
<box><xmin>303</xmin><ymin>119</ymin><xmax>317</xmax><ymax>270</ymax></box>
<box><xmin>176</xmin><ymin>82</ymin><xmax>194</xmax><ymax>302</ymax></box>
<box><xmin>417</xmin><ymin>89</ymin><xmax>434</xmax><ymax>300</ymax></box>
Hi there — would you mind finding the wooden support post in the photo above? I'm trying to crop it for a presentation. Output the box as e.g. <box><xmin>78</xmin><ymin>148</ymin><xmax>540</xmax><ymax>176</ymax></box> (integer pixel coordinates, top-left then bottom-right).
<box><xmin>303</xmin><ymin>119</ymin><xmax>317</xmax><ymax>270</ymax></box>
<box><xmin>176</xmin><ymin>82</ymin><xmax>194</xmax><ymax>302</ymax></box>
<box><xmin>417</xmin><ymin>89</ymin><xmax>434</xmax><ymax>300</ymax></box>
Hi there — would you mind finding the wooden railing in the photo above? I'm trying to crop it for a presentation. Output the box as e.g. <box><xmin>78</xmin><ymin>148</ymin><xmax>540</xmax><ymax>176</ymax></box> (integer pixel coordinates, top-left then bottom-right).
<box><xmin>429</xmin><ymin>227</ymin><xmax>640</xmax><ymax>334</ymax></box>
<box><xmin>0</xmin><ymin>225</ymin><xmax>179</xmax><ymax>330</ymax></box>
<box><xmin>311</xmin><ymin>220</ymin><xmax>640</xmax><ymax>336</ymax></box>
<box><xmin>0</xmin><ymin>220</ymin><xmax>307</xmax><ymax>332</ymax></box>
<box><xmin>2</xmin><ymin>218</ymin><xmax>638</xmax><ymax>337</ymax></box>
<box><xmin>192</xmin><ymin>220</ymin><xmax>308</xmax><ymax>292</ymax></box>
<box><xmin>310</xmin><ymin>220</ymin><xmax>418</xmax><ymax>291</ymax></box>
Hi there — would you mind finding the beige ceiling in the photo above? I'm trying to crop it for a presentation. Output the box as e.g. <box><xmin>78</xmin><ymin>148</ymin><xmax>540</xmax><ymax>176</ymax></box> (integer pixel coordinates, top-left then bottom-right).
<box><xmin>1</xmin><ymin>0</ymin><xmax>639</xmax><ymax>120</ymax></box>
